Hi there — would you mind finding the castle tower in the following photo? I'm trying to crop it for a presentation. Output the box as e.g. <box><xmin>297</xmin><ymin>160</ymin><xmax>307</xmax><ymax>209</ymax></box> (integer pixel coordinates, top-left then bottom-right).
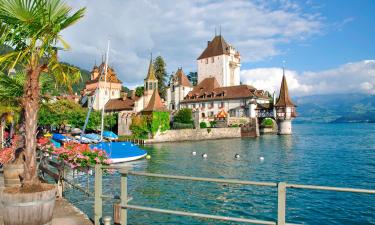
<box><xmin>275</xmin><ymin>69</ymin><xmax>297</xmax><ymax>135</ymax></box>
<box><xmin>144</xmin><ymin>56</ymin><xmax>158</xmax><ymax>109</ymax></box>
<box><xmin>197</xmin><ymin>35</ymin><xmax>241</xmax><ymax>87</ymax></box>
<box><xmin>83</xmin><ymin>62</ymin><xmax>122</xmax><ymax>110</ymax></box>
<box><xmin>166</xmin><ymin>68</ymin><xmax>193</xmax><ymax>110</ymax></box>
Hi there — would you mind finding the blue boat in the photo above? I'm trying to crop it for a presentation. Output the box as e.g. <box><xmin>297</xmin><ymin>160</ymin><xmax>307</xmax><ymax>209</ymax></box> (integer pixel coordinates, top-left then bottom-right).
<box><xmin>91</xmin><ymin>142</ymin><xmax>147</xmax><ymax>163</ymax></box>
<box><xmin>52</xmin><ymin>133</ymin><xmax>72</xmax><ymax>142</ymax></box>
<box><xmin>102</xmin><ymin>131</ymin><xmax>118</xmax><ymax>140</ymax></box>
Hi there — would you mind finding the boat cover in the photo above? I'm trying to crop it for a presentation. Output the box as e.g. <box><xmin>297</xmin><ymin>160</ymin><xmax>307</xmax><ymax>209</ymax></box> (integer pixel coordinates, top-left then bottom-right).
<box><xmin>103</xmin><ymin>131</ymin><xmax>118</xmax><ymax>139</ymax></box>
<box><xmin>90</xmin><ymin>142</ymin><xmax>147</xmax><ymax>161</ymax></box>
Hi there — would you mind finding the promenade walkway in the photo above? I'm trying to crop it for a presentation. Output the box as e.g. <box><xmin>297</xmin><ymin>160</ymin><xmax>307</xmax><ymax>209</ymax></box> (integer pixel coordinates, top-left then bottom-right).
<box><xmin>0</xmin><ymin>171</ymin><xmax>93</xmax><ymax>225</ymax></box>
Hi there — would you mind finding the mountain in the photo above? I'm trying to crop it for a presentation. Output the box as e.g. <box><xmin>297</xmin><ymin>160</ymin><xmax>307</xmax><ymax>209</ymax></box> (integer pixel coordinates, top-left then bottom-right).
<box><xmin>294</xmin><ymin>93</ymin><xmax>375</xmax><ymax>123</ymax></box>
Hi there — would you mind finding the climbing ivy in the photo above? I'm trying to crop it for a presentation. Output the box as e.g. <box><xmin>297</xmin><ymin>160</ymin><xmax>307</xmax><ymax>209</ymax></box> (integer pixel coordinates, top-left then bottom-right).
<box><xmin>150</xmin><ymin>111</ymin><xmax>170</xmax><ymax>135</ymax></box>
<box><xmin>130</xmin><ymin>111</ymin><xmax>170</xmax><ymax>138</ymax></box>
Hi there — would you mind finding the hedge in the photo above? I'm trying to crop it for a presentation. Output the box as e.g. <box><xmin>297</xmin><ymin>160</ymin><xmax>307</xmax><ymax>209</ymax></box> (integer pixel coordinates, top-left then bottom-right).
<box><xmin>173</xmin><ymin>122</ymin><xmax>194</xmax><ymax>129</ymax></box>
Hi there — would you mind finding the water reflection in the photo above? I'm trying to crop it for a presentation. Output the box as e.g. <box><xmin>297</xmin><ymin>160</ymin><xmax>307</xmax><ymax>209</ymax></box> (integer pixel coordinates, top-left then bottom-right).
<box><xmin>64</xmin><ymin>123</ymin><xmax>375</xmax><ymax>225</ymax></box>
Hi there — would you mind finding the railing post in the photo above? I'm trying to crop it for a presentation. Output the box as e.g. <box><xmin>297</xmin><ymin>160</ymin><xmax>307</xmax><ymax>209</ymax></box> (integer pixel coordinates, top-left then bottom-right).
<box><xmin>94</xmin><ymin>164</ymin><xmax>103</xmax><ymax>225</ymax></box>
<box><xmin>120</xmin><ymin>168</ymin><xmax>128</xmax><ymax>225</ymax></box>
<box><xmin>277</xmin><ymin>182</ymin><xmax>286</xmax><ymax>225</ymax></box>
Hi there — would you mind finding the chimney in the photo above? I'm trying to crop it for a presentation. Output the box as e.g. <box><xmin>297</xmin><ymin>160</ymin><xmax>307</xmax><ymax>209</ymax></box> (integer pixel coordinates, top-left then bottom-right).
<box><xmin>122</xmin><ymin>92</ymin><xmax>128</xmax><ymax>100</ymax></box>
<box><xmin>131</xmin><ymin>90</ymin><xmax>136</xmax><ymax>99</ymax></box>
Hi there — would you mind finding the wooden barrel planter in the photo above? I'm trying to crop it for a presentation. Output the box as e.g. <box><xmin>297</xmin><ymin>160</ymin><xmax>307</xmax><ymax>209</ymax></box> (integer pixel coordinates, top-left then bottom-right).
<box><xmin>2</xmin><ymin>184</ymin><xmax>56</xmax><ymax>225</ymax></box>
<box><xmin>3</xmin><ymin>163</ymin><xmax>24</xmax><ymax>187</ymax></box>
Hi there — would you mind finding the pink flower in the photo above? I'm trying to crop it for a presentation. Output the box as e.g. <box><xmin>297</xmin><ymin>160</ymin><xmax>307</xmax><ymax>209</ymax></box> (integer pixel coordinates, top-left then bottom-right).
<box><xmin>94</xmin><ymin>157</ymin><xmax>100</xmax><ymax>163</ymax></box>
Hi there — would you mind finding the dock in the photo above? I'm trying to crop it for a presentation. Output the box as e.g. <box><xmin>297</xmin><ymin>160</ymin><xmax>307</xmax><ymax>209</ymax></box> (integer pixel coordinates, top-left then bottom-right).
<box><xmin>0</xmin><ymin>171</ymin><xmax>93</xmax><ymax>225</ymax></box>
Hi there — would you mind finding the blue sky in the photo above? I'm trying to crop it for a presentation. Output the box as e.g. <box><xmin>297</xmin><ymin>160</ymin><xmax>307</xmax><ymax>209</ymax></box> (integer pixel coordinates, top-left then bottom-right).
<box><xmin>249</xmin><ymin>0</ymin><xmax>375</xmax><ymax>71</ymax></box>
<box><xmin>62</xmin><ymin>0</ymin><xmax>375</xmax><ymax>96</ymax></box>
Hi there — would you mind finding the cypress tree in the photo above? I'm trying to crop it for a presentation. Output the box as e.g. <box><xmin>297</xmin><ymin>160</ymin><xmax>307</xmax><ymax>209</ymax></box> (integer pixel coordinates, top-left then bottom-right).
<box><xmin>153</xmin><ymin>56</ymin><xmax>167</xmax><ymax>99</ymax></box>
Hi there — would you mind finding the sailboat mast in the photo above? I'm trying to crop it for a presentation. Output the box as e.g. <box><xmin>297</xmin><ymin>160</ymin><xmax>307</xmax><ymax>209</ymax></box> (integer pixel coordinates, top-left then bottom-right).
<box><xmin>100</xmin><ymin>41</ymin><xmax>110</xmax><ymax>140</ymax></box>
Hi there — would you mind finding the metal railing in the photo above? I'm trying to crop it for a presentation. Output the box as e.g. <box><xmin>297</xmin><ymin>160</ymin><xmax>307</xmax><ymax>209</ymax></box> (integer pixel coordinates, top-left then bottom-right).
<box><xmin>94</xmin><ymin>165</ymin><xmax>375</xmax><ymax>225</ymax></box>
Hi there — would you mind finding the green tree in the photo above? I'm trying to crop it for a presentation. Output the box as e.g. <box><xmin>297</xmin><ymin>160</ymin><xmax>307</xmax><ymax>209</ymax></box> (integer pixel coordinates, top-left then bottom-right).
<box><xmin>0</xmin><ymin>0</ymin><xmax>85</xmax><ymax>186</ymax></box>
<box><xmin>153</xmin><ymin>56</ymin><xmax>167</xmax><ymax>99</ymax></box>
<box><xmin>135</xmin><ymin>86</ymin><xmax>144</xmax><ymax>97</ymax></box>
<box><xmin>174</xmin><ymin>108</ymin><xmax>193</xmax><ymax>124</ymax></box>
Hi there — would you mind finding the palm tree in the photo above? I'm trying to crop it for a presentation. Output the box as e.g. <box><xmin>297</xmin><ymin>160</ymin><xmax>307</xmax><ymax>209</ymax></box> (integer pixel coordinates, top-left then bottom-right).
<box><xmin>0</xmin><ymin>0</ymin><xmax>85</xmax><ymax>186</ymax></box>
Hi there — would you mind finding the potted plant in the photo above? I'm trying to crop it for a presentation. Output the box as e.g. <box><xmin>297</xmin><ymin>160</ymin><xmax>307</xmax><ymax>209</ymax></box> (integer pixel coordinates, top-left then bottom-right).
<box><xmin>0</xmin><ymin>135</ymin><xmax>24</xmax><ymax>188</ymax></box>
<box><xmin>0</xmin><ymin>0</ymin><xmax>85</xmax><ymax>224</ymax></box>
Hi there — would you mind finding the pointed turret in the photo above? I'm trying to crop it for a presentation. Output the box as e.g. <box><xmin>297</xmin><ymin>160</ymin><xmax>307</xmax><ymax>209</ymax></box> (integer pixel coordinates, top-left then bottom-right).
<box><xmin>142</xmin><ymin>89</ymin><xmax>167</xmax><ymax>113</ymax></box>
<box><xmin>145</xmin><ymin>55</ymin><xmax>157</xmax><ymax>81</ymax></box>
<box><xmin>144</xmin><ymin>54</ymin><xmax>159</xmax><ymax>108</ymax></box>
<box><xmin>275</xmin><ymin>68</ymin><xmax>297</xmax><ymax>135</ymax></box>
<box><xmin>275</xmin><ymin>70</ymin><xmax>296</xmax><ymax>107</ymax></box>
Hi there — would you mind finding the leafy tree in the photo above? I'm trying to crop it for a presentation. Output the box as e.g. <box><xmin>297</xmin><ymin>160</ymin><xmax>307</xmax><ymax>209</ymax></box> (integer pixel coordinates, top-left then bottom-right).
<box><xmin>187</xmin><ymin>72</ymin><xmax>198</xmax><ymax>86</ymax></box>
<box><xmin>174</xmin><ymin>108</ymin><xmax>193</xmax><ymax>124</ymax></box>
<box><xmin>0</xmin><ymin>0</ymin><xmax>85</xmax><ymax>186</ymax></box>
<box><xmin>135</xmin><ymin>86</ymin><xmax>144</xmax><ymax>97</ymax></box>
<box><xmin>153</xmin><ymin>56</ymin><xmax>167</xmax><ymax>99</ymax></box>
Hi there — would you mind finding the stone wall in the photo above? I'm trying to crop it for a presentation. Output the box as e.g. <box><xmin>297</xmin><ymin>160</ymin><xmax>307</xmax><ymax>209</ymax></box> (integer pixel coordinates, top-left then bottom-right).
<box><xmin>147</xmin><ymin>127</ymin><xmax>241</xmax><ymax>143</ymax></box>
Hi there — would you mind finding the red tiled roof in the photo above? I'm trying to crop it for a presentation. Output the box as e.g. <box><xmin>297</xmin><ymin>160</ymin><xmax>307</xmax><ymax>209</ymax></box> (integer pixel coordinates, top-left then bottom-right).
<box><xmin>181</xmin><ymin>77</ymin><xmax>268</xmax><ymax>103</ymax></box>
<box><xmin>142</xmin><ymin>90</ymin><xmax>168</xmax><ymax>112</ymax></box>
<box><xmin>174</xmin><ymin>68</ymin><xmax>192</xmax><ymax>87</ymax></box>
<box><xmin>86</xmin><ymin>63</ymin><xmax>122</xmax><ymax>84</ymax></box>
<box><xmin>275</xmin><ymin>74</ymin><xmax>296</xmax><ymax>107</ymax></box>
<box><xmin>197</xmin><ymin>35</ymin><xmax>231</xmax><ymax>60</ymax></box>
<box><xmin>105</xmin><ymin>98</ymin><xmax>134</xmax><ymax>112</ymax></box>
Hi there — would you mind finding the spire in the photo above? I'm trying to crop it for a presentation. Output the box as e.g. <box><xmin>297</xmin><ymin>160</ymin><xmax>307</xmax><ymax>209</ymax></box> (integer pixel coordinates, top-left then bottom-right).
<box><xmin>145</xmin><ymin>54</ymin><xmax>157</xmax><ymax>81</ymax></box>
<box><xmin>275</xmin><ymin>69</ymin><xmax>296</xmax><ymax>107</ymax></box>
<box><xmin>142</xmin><ymin>89</ymin><xmax>167</xmax><ymax>112</ymax></box>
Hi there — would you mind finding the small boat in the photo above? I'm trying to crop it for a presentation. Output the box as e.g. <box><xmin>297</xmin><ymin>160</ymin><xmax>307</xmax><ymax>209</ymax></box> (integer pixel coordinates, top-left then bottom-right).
<box><xmin>102</xmin><ymin>131</ymin><xmax>118</xmax><ymax>140</ymax></box>
<box><xmin>75</xmin><ymin>135</ymin><xmax>96</xmax><ymax>144</ymax></box>
<box><xmin>52</xmin><ymin>133</ymin><xmax>73</xmax><ymax>143</ymax></box>
<box><xmin>91</xmin><ymin>142</ymin><xmax>147</xmax><ymax>163</ymax></box>
<box><xmin>81</xmin><ymin>133</ymin><xmax>101</xmax><ymax>142</ymax></box>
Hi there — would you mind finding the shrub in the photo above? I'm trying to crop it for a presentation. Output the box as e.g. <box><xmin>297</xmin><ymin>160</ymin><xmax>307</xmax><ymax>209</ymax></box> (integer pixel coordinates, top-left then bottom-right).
<box><xmin>209</xmin><ymin>121</ymin><xmax>217</xmax><ymax>127</ymax></box>
<box><xmin>174</xmin><ymin>108</ymin><xmax>193</xmax><ymax>124</ymax></box>
<box><xmin>173</xmin><ymin>122</ymin><xmax>194</xmax><ymax>129</ymax></box>
<box><xmin>262</xmin><ymin>118</ymin><xmax>274</xmax><ymax>128</ymax></box>
<box><xmin>200</xmin><ymin>121</ymin><xmax>207</xmax><ymax>128</ymax></box>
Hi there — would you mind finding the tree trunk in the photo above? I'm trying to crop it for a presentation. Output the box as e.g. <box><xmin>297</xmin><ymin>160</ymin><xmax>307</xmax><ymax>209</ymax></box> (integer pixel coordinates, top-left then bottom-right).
<box><xmin>0</xmin><ymin>116</ymin><xmax>4</xmax><ymax>148</ymax></box>
<box><xmin>22</xmin><ymin>66</ymin><xmax>42</xmax><ymax>186</ymax></box>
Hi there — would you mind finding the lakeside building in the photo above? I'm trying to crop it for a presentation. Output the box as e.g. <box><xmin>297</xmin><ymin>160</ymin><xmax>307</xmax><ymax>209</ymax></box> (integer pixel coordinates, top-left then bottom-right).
<box><xmin>81</xmin><ymin>63</ymin><xmax>122</xmax><ymax>110</ymax></box>
<box><xmin>168</xmin><ymin>35</ymin><xmax>272</xmax><ymax>124</ymax></box>
<box><xmin>165</xmin><ymin>68</ymin><xmax>193</xmax><ymax>110</ymax></box>
<box><xmin>274</xmin><ymin>71</ymin><xmax>297</xmax><ymax>134</ymax></box>
<box><xmin>197</xmin><ymin>35</ymin><xmax>241</xmax><ymax>87</ymax></box>
<box><xmin>104</xmin><ymin>57</ymin><xmax>168</xmax><ymax>135</ymax></box>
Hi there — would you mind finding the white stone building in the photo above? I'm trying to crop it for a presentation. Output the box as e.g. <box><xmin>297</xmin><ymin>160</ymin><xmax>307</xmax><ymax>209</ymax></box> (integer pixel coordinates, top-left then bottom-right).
<box><xmin>82</xmin><ymin>63</ymin><xmax>122</xmax><ymax>110</ymax></box>
<box><xmin>166</xmin><ymin>68</ymin><xmax>193</xmax><ymax>110</ymax></box>
<box><xmin>197</xmin><ymin>35</ymin><xmax>241</xmax><ymax>87</ymax></box>
<box><xmin>180</xmin><ymin>77</ymin><xmax>270</xmax><ymax>124</ymax></box>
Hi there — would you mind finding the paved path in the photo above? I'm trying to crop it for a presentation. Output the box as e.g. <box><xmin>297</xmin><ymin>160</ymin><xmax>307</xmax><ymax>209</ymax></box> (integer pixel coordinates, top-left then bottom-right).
<box><xmin>0</xmin><ymin>171</ymin><xmax>93</xmax><ymax>225</ymax></box>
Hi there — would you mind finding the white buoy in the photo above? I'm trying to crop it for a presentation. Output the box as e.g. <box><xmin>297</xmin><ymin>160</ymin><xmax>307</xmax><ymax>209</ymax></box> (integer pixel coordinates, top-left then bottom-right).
<box><xmin>234</xmin><ymin>154</ymin><xmax>240</xmax><ymax>159</ymax></box>
<box><xmin>202</xmin><ymin>153</ymin><xmax>207</xmax><ymax>158</ymax></box>
<box><xmin>192</xmin><ymin>151</ymin><xmax>197</xmax><ymax>155</ymax></box>
<box><xmin>259</xmin><ymin>156</ymin><xmax>264</xmax><ymax>161</ymax></box>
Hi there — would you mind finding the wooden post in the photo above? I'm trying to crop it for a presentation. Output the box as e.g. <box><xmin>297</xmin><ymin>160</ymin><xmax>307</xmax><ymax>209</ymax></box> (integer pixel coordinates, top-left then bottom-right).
<box><xmin>277</xmin><ymin>182</ymin><xmax>286</xmax><ymax>225</ymax></box>
<box><xmin>120</xmin><ymin>168</ymin><xmax>128</xmax><ymax>225</ymax></box>
<box><xmin>94</xmin><ymin>164</ymin><xmax>103</xmax><ymax>225</ymax></box>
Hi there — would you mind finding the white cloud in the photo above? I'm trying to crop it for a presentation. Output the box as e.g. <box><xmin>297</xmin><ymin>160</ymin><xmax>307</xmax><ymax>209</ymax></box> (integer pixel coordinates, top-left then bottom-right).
<box><xmin>60</xmin><ymin>0</ymin><xmax>322</xmax><ymax>87</ymax></box>
<box><xmin>241</xmin><ymin>60</ymin><xmax>375</xmax><ymax>96</ymax></box>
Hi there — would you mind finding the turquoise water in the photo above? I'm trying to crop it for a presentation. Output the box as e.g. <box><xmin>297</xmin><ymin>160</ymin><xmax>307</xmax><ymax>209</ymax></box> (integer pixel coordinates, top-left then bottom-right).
<box><xmin>64</xmin><ymin>123</ymin><xmax>375</xmax><ymax>224</ymax></box>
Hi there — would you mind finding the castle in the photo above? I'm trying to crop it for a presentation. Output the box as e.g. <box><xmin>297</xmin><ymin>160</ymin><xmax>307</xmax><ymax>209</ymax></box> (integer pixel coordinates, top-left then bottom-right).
<box><xmin>81</xmin><ymin>34</ymin><xmax>296</xmax><ymax>136</ymax></box>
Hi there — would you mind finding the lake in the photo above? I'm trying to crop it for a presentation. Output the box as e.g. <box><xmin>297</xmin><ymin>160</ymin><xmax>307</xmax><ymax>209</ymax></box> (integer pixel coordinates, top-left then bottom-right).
<box><xmin>64</xmin><ymin>123</ymin><xmax>375</xmax><ymax>224</ymax></box>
